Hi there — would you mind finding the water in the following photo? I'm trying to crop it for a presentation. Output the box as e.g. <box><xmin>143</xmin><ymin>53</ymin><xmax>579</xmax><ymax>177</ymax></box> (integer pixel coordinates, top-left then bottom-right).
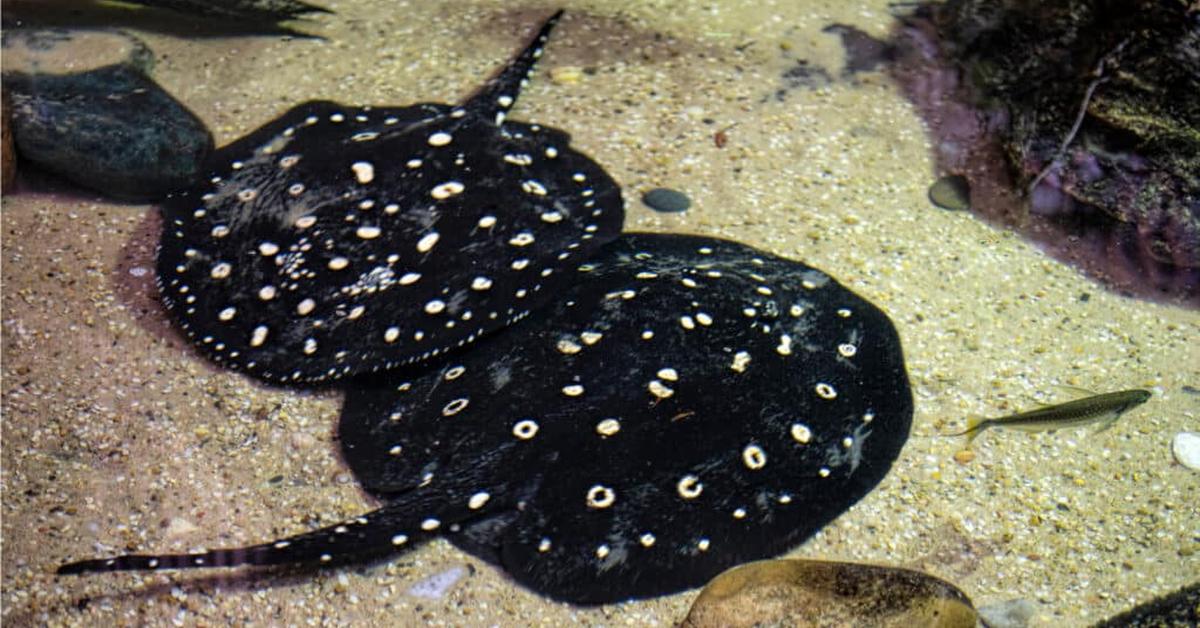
<box><xmin>2</xmin><ymin>1</ymin><xmax>1197</xmax><ymax>625</ymax></box>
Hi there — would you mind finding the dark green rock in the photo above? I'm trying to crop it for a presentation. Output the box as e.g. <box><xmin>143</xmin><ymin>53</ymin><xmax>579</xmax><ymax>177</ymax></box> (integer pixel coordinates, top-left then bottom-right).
<box><xmin>642</xmin><ymin>187</ymin><xmax>691</xmax><ymax>213</ymax></box>
<box><xmin>5</xmin><ymin>63</ymin><xmax>212</xmax><ymax>201</ymax></box>
<box><xmin>928</xmin><ymin>174</ymin><xmax>971</xmax><ymax>210</ymax></box>
<box><xmin>1091</xmin><ymin>581</ymin><xmax>1199</xmax><ymax>627</ymax></box>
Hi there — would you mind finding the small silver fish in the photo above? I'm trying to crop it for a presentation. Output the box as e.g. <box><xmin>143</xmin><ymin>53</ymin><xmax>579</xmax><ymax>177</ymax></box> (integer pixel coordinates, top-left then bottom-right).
<box><xmin>949</xmin><ymin>388</ymin><xmax>1151</xmax><ymax>445</ymax></box>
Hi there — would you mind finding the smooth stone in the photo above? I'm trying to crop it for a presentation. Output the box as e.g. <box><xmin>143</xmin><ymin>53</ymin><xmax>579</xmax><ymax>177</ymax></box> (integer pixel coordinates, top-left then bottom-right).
<box><xmin>1171</xmin><ymin>431</ymin><xmax>1200</xmax><ymax>471</ymax></box>
<box><xmin>1</xmin><ymin>29</ymin><xmax>154</xmax><ymax>76</ymax></box>
<box><xmin>928</xmin><ymin>174</ymin><xmax>971</xmax><ymax>211</ymax></box>
<box><xmin>977</xmin><ymin>598</ymin><xmax>1038</xmax><ymax>628</ymax></box>
<box><xmin>681</xmin><ymin>559</ymin><xmax>979</xmax><ymax>628</ymax></box>
<box><xmin>5</xmin><ymin>63</ymin><xmax>213</xmax><ymax>200</ymax></box>
<box><xmin>642</xmin><ymin>187</ymin><xmax>692</xmax><ymax>213</ymax></box>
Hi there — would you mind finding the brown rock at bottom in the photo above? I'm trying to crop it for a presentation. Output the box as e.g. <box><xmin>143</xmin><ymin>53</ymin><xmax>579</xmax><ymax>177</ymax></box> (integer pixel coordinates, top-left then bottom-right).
<box><xmin>681</xmin><ymin>558</ymin><xmax>979</xmax><ymax>628</ymax></box>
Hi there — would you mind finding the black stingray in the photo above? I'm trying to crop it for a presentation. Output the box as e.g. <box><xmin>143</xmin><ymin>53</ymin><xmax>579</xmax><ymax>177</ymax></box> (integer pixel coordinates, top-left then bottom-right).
<box><xmin>61</xmin><ymin>234</ymin><xmax>912</xmax><ymax>605</ymax></box>
<box><xmin>156</xmin><ymin>10</ymin><xmax>624</xmax><ymax>384</ymax></box>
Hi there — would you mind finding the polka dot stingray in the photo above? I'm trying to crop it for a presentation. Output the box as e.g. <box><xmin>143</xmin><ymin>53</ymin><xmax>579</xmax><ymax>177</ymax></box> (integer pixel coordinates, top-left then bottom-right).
<box><xmin>155</xmin><ymin>10</ymin><xmax>625</xmax><ymax>384</ymax></box>
<box><xmin>61</xmin><ymin>234</ymin><xmax>913</xmax><ymax>605</ymax></box>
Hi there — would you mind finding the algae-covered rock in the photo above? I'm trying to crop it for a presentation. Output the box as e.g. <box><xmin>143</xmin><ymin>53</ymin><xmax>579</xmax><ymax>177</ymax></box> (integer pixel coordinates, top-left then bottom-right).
<box><xmin>2</xmin><ymin>29</ymin><xmax>212</xmax><ymax>201</ymax></box>
<box><xmin>1091</xmin><ymin>581</ymin><xmax>1199</xmax><ymax>627</ymax></box>
<box><xmin>681</xmin><ymin>559</ymin><xmax>979</xmax><ymax>628</ymax></box>
<box><xmin>891</xmin><ymin>0</ymin><xmax>1200</xmax><ymax>306</ymax></box>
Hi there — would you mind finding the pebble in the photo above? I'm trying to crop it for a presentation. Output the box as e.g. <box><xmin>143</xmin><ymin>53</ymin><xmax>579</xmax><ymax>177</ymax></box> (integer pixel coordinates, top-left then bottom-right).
<box><xmin>681</xmin><ymin>558</ymin><xmax>978</xmax><ymax>628</ymax></box>
<box><xmin>928</xmin><ymin>174</ymin><xmax>971</xmax><ymax>211</ymax></box>
<box><xmin>549</xmin><ymin>66</ymin><xmax>583</xmax><ymax>85</ymax></box>
<box><xmin>642</xmin><ymin>187</ymin><xmax>692</xmax><ymax>213</ymax></box>
<box><xmin>977</xmin><ymin>598</ymin><xmax>1037</xmax><ymax>628</ymax></box>
<box><xmin>407</xmin><ymin>565</ymin><xmax>467</xmax><ymax>599</ymax></box>
<box><xmin>1</xmin><ymin>29</ymin><xmax>154</xmax><ymax>76</ymax></box>
<box><xmin>3</xmin><ymin>30</ymin><xmax>212</xmax><ymax>200</ymax></box>
<box><xmin>1171</xmin><ymin>431</ymin><xmax>1200</xmax><ymax>471</ymax></box>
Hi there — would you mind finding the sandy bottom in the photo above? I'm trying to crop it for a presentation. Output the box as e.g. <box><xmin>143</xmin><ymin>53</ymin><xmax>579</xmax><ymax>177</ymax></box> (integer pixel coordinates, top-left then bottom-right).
<box><xmin>3</xmin><ymin>1</ymin><xmax>1197</xmax><ymax>626</ymax></box>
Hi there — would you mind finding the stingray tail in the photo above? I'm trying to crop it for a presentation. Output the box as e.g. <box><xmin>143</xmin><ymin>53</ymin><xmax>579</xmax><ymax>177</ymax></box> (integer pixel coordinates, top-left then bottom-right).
<box><xmin>465</xmin><ymin>9</ymin><xmax>565</xmax><ymax>125</ymax></box>
<box><xmin>57</xmin><ymin>494</ymin><xmax>462</xmax><ymax>576</ymax></box>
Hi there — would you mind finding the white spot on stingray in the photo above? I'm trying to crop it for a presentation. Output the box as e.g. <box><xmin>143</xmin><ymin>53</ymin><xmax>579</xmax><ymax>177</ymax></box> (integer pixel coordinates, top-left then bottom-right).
<box><xmin>586</xmin><ymin>485</ymin><xmax>615</xmax><ymax>509</ymax></box>
<box><xmin>838</xmin><ymin>343</ymin><xmax>857</xmax><ymax>357</ymax></box>
<box><xmin>431</xmin><ymin>181</ymin><xmax>465</xmax><ymax>199</ymax></box>
<box><xmin>648</xmin><ymin>380</ymin><xmax>674</xmax><ymax>399</ymax></box>
<box><xmin>384</xmin><ymin>327</ymin><xmax>400</xmax><ymax>343</ymax></box>
<box><xmin>303</xmin><ymin>338</ymin><xmax>318</xmax><ymax>354</ymax></box>
<box><xmin>596</xmin><ymin>418</ymin><xmax>620</xmax><ymax>436</ymax></box>
<box><xmin>399</xmin><ymin>272</ymin><xmax>421</xmax><ymax>285</ymax></box>
<box><xmin>356</xmin><ymin>225</ymin><xmax>382</xmax><ymax>240</ymax></box>
<box><xmin>538</xmin><ymin>538</ymin><xmax>552</xmax><ymax>552</ymax></box>
<box><xmin>210</xmin><ymin>262</ymin><xmax>232</xmax><ymax>279</ymax></box>
<box><xmin>258</xmin><ymin>285</ymin><xmax>277</xmax><ymax>301</ymax></box>
<box><xmin>679</xmin><ymin>315</ymin><xmax>696</xmax><ymax>330</ymax></box>
<box><xmin>698</xmin><ymin>539</ymin><xmax>711</xmax><ymax>551</ymax></box>
<box><xmin>521</xmin><ymin>180</ymin><xmax>547</xmax><ymax>196</ymax></box>
<box><xmin>211</xmin><ymin>225</ymin><xmax>230</xmax><ymax>238</ymax></box>
<box><xmin>258</xmin><ymin>242</ymin><xmax>279</xmax><ymax>256</ymax></box>
<box><xmin>837</xmin><ymin>308</ymin><xmax>852</xmax><ymax>318</ymax></box>
<box><xmin>218</xmin><ymin>307</ymin><xmax>236</xmax><ymax>321</ymax></box>
<box><xmin>562</xmin><ymin>384</ymin><xmax>584</xmax><ymax>397</ymax></box>
<box><xmin>579</xmin><ymin>331</ymin><xmax>602</xmax><ymax>345</ymax></box>
<box><xmin>421</xmin><ymin>518</ymin><xmax>441</xmax><ymax>531</ymax></box>
<box><xmin>677</xmin><ymin>475</ymin><xmax>703</xmax><ymax>499</ymax></box>
<box><xmin>695</xmin><ymin>312</ymin><xmax>713</xmax><ymax>326</ymax></box>
<box><xmin>731</xmin><ymin>351</ymin><xmax>751</xmax><ymax>373</ymax></box>
<box><xmin>639</xmin><ymin>533</ymin><xmax>656</xmax><ymax>547</ymax></box>
<box><xmin>545</xmin><ymin>146</ymin><xmax>558</xmax><ymax>158</ymax></box>
<box><xmin>297</xmin><ymin>298</ymin><xmax>316</xmax><ymax>315</ymax></box>
<box><xmin>776</xmin><ymin>334</ymin><xmax>793</xmax><ymax>356</ymax></box>
<box><xmin>733</xmin><ymin>508</ymin><xmax>747</xmax><ymax>519</ymax></box>
<box><xmin>471</xmin><ymin>276</ymin><xmax>493</xmax><ymax>291</ymax></box>
<box><xmin>513</xmin><ymin>419</ymin><xmax>539</xmax><ymax>439</ymax></box>
<box><xmin>540</xmin><ymin>211</ymin><xmax>563</xmax><ymax>223</ymax></box>
<box><xmin>656</xmin><ymin>368</ymin><xmax>678</xmax><ymax>381</ymax></box>
<box><xmin>417</xmin><ymin>232</ymin><xmax>440</xmax><ymax>253</ymax></box>
<box><xmin>742</xmin><ymin>444</ymin><xmax>767</xmax><ymax>470</ymax></box>
<box><xmin>468</xmin><ymin>492</ymin><xmax>490</xmax><ymax>509</ymax></box>
<box><xmin>497</xmin><ymin>95</ymin><xmax>514</xmax><ymax>107</ymax></box>
<box><xmin>595</xmin><ymin>545</ymin><xmax>610</xmax><ymax>559</ymax></box>
<box><xmin>428</xmin><ymin>131</ymin><xmax>452</xmax><ymax>146</ymax></box>
<box><xmin>815</xmin><ymin>383</ymin><xmax>837</xmax><ymax>399</ymax></box>
<box><xmin>391</xmin><ymin>534</ymin><xmax>408</xmax><ymax>546</ymax></box>
<box><xmin>556</xmin><ymin>338</ymin><xmax>582</xmax><ymax>354</ymax></box>
<box><xmin>249</xmin><ymin>325</ymin><xmax>269</xmax><ymax>347</ymax></box>
<box><xmin>328</xmin><ymin>257</ymin><xmax>349</xmax><ymax>271</ymax></box>
<box><xmin>424</xmin><ymin>299</ymin><xmax>446</xmax><ymax>314</ymax></box>
<box><xmin>406</xmin><ymin>158</ymin><xmax>423</xmax><ymax>169</ymax></box>
<box><xmin>819</xmin><ymin>467</ymin><xmax>831</xmax><ymax>478</ymax></box>
<box><xmin>442</xmin><ymin>398</ymin><xmax>469</xmax><ymax>416</ymax></box>
<box><xmin>351</xmin><ymin>161</ymin><xmax>375</xmax><ymax>184</ymax></box>
<box><xmin>508</xmin><ymin>232</ymin><xmax>535</xmax><ymax>247</ymax></box>
<box><xmin>237</xmin><ymin>188</ymin><xmax>257</xmax><ymax>202</ymax></box>
<box><xmin>511</xmin><ymin>258</ymin><xmax>530</xmax><ymax>270</ymax></box>
<box><xmin>478</xmin><ymin>215</ymin><xmax>497</xmax><ymax>229</ymax></box>
<box><xmin>791</xmin><ymin>423</ymin><xmax>812</xmax><ymax>444</ymax></box>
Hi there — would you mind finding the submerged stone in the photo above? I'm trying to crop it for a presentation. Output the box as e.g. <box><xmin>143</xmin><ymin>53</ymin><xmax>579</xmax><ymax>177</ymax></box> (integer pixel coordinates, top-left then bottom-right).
<box><xmin>3</xmin><ymin>30</ymin><xmax>211</xmax><ymax>201</ymax></box>
<box><xmin>642</xmin><ymin>187</ymin><xmax>692</xmax><ymax>213</ymax></box>
<box><xmin>681</xmin><ymin>559</ymin><xmax>979</xmax><ymax>628</ymax></box>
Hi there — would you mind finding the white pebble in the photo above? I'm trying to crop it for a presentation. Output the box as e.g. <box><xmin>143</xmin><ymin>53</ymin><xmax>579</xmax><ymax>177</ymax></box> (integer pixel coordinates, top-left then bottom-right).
<box><xmin>1172</xmin><ymin>432</ymin><xmax>1200</xmax><ymax>471</ymax></box>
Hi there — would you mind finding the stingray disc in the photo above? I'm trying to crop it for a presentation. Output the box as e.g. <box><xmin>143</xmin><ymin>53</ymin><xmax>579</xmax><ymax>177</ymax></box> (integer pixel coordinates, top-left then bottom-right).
<box><xmin>156</xmin><ymin>10</ymin><xmax>624</xmax><ymax>383</ymax></box>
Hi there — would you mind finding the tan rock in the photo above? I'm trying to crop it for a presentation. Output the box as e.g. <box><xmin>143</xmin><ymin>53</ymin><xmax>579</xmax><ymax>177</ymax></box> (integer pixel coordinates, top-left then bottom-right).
<box><xmin>681</xmin><ymin>558</ymin><xmax>979</xmax><ymax>628</ymax></box>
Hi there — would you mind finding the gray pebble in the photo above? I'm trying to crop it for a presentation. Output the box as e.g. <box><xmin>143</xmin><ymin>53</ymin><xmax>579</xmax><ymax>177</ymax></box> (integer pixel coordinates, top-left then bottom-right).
<box><xmin>642</xmin><ymin>187</ymin><xmax>691</xmax><ymax>213</ymax></box>
<box><xmin>928</xmin><ymin>174</ymin><xmax>971</xmax><ymax>211</ymax></box>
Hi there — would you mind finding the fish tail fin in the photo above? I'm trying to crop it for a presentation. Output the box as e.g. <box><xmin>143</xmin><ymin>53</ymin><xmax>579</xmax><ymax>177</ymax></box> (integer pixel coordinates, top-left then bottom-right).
<box><xmin>944</xmin><ymin>416</ymin><xmax>986</xmax><ymax>445</ymax></box>
<box><xmin>57</xmin><ymin>496</ymin><xmax>459</xmax><ymax>576</ymax></box>
<box><xmin>465</xmin><ymin>10</ymin><xmax>565</xmax><ymax>124</ymax></box>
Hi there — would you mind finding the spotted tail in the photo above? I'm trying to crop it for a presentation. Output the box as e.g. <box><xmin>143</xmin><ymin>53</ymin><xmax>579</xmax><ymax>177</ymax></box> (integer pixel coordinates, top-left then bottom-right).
<box><xmin>465</xmin><ymin>9</ymin><xmax>565</xmax><ymax>125</ymax></box>
<box><xmin>57</xmin><ymin>497</ymin><xmax>459</xmax><ymax>576</ymax></box>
